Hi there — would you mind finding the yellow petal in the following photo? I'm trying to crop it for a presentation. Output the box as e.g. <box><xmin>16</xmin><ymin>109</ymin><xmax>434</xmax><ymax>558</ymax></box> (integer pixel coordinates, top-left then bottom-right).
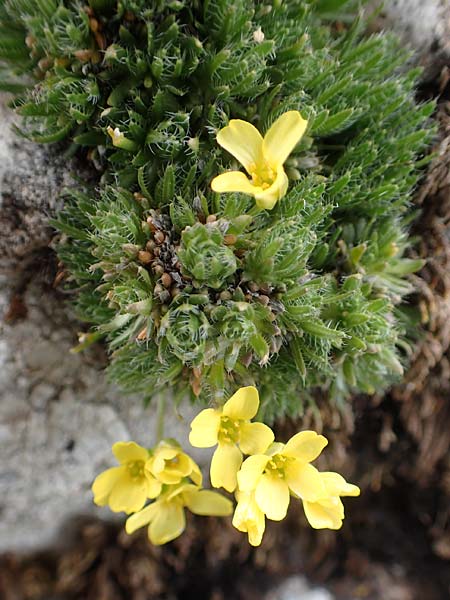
<box><xmin>285</xmin><ymin>462</ymin><xmax>327</xmax><ymax>502</ymax></box>
<box><xmin>211</xmin><ymin>171</ymin><xmax>261</xmax><ymax>196</ymax></box>
<box><xmin>266</xmin><ymin>442</ymin><xmax>285</xmax><ymax>456</ymax></box>
<box><xmin>216</xmin><ymin>119</ymin><xmax>264</xmax><ymax>172</ymax></box>
<box><xmin>109</xmin><ymin>476</ymin><xmax>148</xmax><ymax>514</ymax></box>
<box><xmin>170</xmin><ymin>453</ymin><xmax>194</xmax><ymax>477</ymax></box>
<box><xmin>183</xmin><ymin>489</ymin><xmax>233</xmax><ymax>516</ymax></box>
<box><xmin>255</xmin><ymin>474</ymin><xmax>290</xmax><ymax>521</ymax></box>
<box><xmin>237</xmin><ymin>454</ymin><xmax>269</xmax><ymax>492</ymax></box>
<box><xmin>153</xmin><ymin>446</ymin><xmax>179</xmax><ymax>463</ymax></box>
<box><xmin>152</xmin><ymin>467</ymin><xmax>182</xmax><ymax>484</ymax></box>
<box><xmin>303</xmin><ymin>498</ymin><xmax>344</xmax><ymax>530</ymax></box>
<box><xmin>283</xmin><ymin>431</ymin><xmax>328</xmax><ymax>463</ymax></box>
<box><xmin>232</xmin><ymin>492</ymin><xmax>265</xmax><ymax>546</ymax></box>
<box><xmin>210</xmin><ymin>443</ymin><xmax>243</xmax><ymax>492</ymax></box>
<box><xmin>254</xmin><ymin>166</ymin><xmax>289</xmax><ymax>210</ymax></box>
<box><xmin>148</xmin><ymin>445</ymin><xmax>203</xmax><ymax>486</ymax></box>
<box><xmin>152</xmin><ymin>453</ymin><xmax>192</xmax><ymax>484</ymax></box>
<box><xmin>321</xmin><ymin>472</ymin><xmax>360</xmax><ymax>497</ymax></box>
<box><xmin>189</xmin><ymin>408</ymin><xmax>221</xmax><ymax>448</ymax></box>
<box><xmin>239</xmin><ymin>422</ymin><xmax>274</xmax><ymax>455</ymax></box>
<box><xmin>112</xmin><ymin>441</ymin><xmax>149</xmax><ymax>464</ymax></box>
<box><xmin>92</xmin><ymin>466</ymin><xmax>125</xmax><ymax>506</ymax></box>
<box><xmin>149</xmin><ymin>502</ymin><xmax>186</xmax><ymax>545</ymax></box>
<box><xmin>222</xmin><ymin>386</ymin><xmax>259</xmax><ymax>420</ymax></box>
<box><xmin>262</xmin><ymin>110</ymin><xmax>308</xmax><ymax>166</ymax></box>
<box><xmin>125</xmin><ymin>502</ymin><xmax>158</xmax><ymax>534</ymax></box>
<box><xmin>247</xmin><ymin>515</ymin><xmax>266</xmax><ymax>546</ymax></box>
<box><xmin>232</xmin><ymin>495</ymin><xmax>249</xmax><ymax>533</ymax></box>
<box><xmin>164</xmin><ymin>483</ymin><xmax>196</xmax><ymax>502</ymax></box>
<box><xmin>145</xmin><ymin>473</ymin><xmax>162</xmax><ymax>499</ymax></box>
<box><xmin>150</xmin><ymin>453</ymin><xmax>170</xmax><ymax>475</ymax></box>
<box><xmin>189</xmin><ymin>459</ymin><xmax>203</xmax><ymax>486</ymax></box>
<box><xmin>317</xmin><ymin>494</ymin><xmax>345</xmax><ymax>516</ymax></box>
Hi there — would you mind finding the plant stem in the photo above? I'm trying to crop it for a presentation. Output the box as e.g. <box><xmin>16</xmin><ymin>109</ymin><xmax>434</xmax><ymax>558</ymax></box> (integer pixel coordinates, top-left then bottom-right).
<box><xmin>156</xmin><ymin>395</ymin><xmax>166</xmax><ymax>443</ymax></box>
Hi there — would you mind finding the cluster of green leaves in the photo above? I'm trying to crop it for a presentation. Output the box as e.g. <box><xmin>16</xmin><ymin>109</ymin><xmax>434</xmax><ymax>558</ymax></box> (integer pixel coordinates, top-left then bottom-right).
<box><xmin>1</xmin><ymin>0</ymin><xmax>434</xmax><ymax>419</ymax></box>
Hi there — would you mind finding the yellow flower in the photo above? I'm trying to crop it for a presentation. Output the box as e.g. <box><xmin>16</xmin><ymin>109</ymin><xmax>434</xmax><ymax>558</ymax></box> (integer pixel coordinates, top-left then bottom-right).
<box><xmin>92</xmin><ymin>441</ymin><xmax>162</xmax><ymax>514</ymax></box>
<box><xmin>302</xmin><ymin>471</ymin><xmax>360</xmax><ymax>530</ymax></box>
<box><xmin>237</xmin><ymin>431</ymin><xmax>328</xmax><ymax>521</ymax></box>
<box><xmin>232</xmin><ymin>490</ymin><xmax>265</xmax><ymax>547</ymax></box>
<box><xmin>125</xmin><ymin>483</ymin><xmax>233</xmax><ymax>545</ymax></box>
<box><xmin>146</xmin><ymin>441</ymin><xmax>202</xmax><ymax>486</ymax></box>
<box><xmin>189</xmin><ymin>386</ymin><xmax>274</xmax><ymax>493</ymax></box>
<box><xmin>211</xmin><ymin>110</ymin><xmax>308</xmax><ymax>210</ymax></box>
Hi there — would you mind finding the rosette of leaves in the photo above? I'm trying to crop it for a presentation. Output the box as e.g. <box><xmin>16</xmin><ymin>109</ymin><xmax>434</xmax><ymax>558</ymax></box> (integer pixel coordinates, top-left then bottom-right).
<box><xmin>3</xmin><ymin>0</ymin><xmax>435</xmax><ymax>418</ymax></box>
<box><xmin>56</xmin><ymin>170</ymin><xmax>426</xmax><ymax>419</ymax></box>
<box><xmin>177</xmin><ymin>222</ymin><xmax>238</xmax><ymax>289</ymax></box>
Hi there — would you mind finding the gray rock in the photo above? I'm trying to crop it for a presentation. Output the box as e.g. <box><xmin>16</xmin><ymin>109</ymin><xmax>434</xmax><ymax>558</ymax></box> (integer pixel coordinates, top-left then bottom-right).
<box><xmin>0</xmin><ymin>278</ymin><xmax>201</xmax><ymax>552</ymax></box>
<box><xmin>265</xmin><ymin>576</ymin><xmax>335</xmax><ymax>600</ymax></box>
<box><xmin>382</xmin><ymin>0</ymin><xmax>446</xmax><ymax>48</ymax></box>
<box><xmin>0</xmin><ymin>100</ymin><xmax>200</xmax><ymax>552</ymax></box>
<box><xmin>0</xmin><ymin>97</ymin><xmax>91</xmax><ymax>283</ymax></box>
<box><xmin>367</xmin><ymin>0</ymin><xmax>450</xmax><ymax>76</ymax></box>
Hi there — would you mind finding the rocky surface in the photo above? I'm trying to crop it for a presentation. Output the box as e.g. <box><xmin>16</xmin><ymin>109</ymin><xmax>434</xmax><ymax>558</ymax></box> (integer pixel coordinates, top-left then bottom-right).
<box><xmin>264</xmin><ymin>577</ymin><xmax>333</xmax><ymax>600</ymax></box>
<box><xmin>0</xmin><ymin>98</ymin><xmax>72</xmax><ymax>281</ymax></box>
<box><xmin>0</xmin><ymin>97</ymin><xmax>200</xmax><ymax>551</ymax></box>
<box><xmin>381</xmin><ymin>0</ymin><xmax>448</xmax><ymax>49</ymax></box>
<box><xmin>368</xmin><ymin>0</ymin><xmax>450</xmax><ymax>77</ymax></box>
<box><xmin>0</xmin><ymin>277</ymin><xmax>200</xmax><ymax>551</ymax></box>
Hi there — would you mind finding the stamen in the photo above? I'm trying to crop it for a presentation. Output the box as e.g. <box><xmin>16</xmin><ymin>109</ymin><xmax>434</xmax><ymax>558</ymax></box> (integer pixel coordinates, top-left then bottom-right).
<box><xmin>249</xmin><ymin>160</ymin><xmax>276</xmax><ymax>189</ymax></box>
<box><xmin>218</xmin><ymin>415</ymin><xmax>239</xmax><ymax>443</ymax></box>
<box><xmin>265</xmin><ymin>454</ymin><xmax>291</xmax><ymax>479</ymax></box>
<box><xmin>128</xmin><ymin>460</ymin><xmax>144</xmax><ymax>479</ymax></box>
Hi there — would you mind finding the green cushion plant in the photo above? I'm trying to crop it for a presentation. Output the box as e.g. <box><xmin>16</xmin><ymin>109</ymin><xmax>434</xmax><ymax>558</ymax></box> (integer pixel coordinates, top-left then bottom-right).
<box><xmin>0</xmin><ymin>0</ymin><xmax>434</xmax><ymax>420</ymax></box>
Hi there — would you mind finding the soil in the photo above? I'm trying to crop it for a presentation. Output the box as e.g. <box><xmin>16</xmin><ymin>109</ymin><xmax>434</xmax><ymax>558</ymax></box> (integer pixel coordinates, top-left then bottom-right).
<box><xmin>0</xmin><ymin>473</ymin><xmax>449</xmax><ymax>600</ymax></box>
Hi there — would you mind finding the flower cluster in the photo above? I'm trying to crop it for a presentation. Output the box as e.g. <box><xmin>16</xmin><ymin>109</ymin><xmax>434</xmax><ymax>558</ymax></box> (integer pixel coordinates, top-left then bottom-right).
<box><xmin>92</xmin><ymin>386</ymin><xmax>359</xmax><ymax>547</ymax></box>
<box><xmin>92</xmin><ymin>440</ymin><xmax>232</xmax><ymax>545</ymax></box>
<box><xmin>189</xmin><ymin>386</ymin><xmax>360</xmax><ymax>546</ymax></box>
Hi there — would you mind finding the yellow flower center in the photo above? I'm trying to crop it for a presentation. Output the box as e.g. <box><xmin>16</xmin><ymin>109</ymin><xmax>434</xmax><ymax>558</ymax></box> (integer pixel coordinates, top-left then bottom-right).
<box><xmin>127</xmin><ymin>460</ymin><xmax>145</xmax><ymax>480</ymax></box>
<box><xmin>266</xmin><ymin>454</ymin><xmax>291</xmax><ymax>479</ymax></box>
<box><xmin>248</xmin><ymin>161</ymin><xmax>276</xmax><ymax>190</ymax></box>
<box><xmin>163</xmin><ymin>456</ymin><xmax>181</xmax><ymax>472</ymax></box>
<box><xmin>218</xmin><ymin>416</ymin><xmax>240</xmax><ymax>444</ymax></box>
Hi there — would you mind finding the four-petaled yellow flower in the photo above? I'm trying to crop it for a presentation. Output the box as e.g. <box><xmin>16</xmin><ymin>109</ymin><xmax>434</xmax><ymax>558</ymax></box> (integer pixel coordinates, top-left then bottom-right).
<box><xmin>146</xmin><ymin>441</ymin><xmax>202</xmax><ymax>486</ymax></box>
<box><xmin>189</xmin><ymin>386</ymin><xmax>274</xmax><ymax>492</ymax></box>
<box><xmin>302</xmin><ymin>471</ymin><xmax>360</xmax><ymax>530</ymax></box>
<box><xmin>232</xmin><ymin>490</ymin><xmax>265</xmax><ymax>547</ymax></box>
<box><xmin>211</xmin><ymin>110</ymin><xmax>308</xmax><ymax>210</ymax></box>
<box><xmin>92</xmin><ymin>441</ymin><xmax>161</xmax><ymax>514</ymax></box>
<box><xmin>237</xmin><ymin>431</ymin><xmax>328</xmax><ymax>521</ymax></box>
<box><xmin>125</xmin><ymin>482</ymin><xmax>233</xmax><ymax>545</ymax></box>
